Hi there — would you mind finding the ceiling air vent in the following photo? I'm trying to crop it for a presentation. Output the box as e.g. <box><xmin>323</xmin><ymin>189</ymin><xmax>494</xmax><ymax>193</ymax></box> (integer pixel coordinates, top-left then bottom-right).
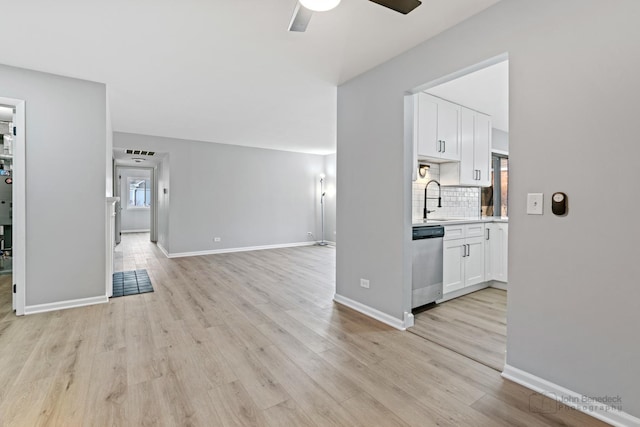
<box><xmin>125</xmin><ymin>149</ymin><xmax>155</xmax><ymax>156</ymax></box>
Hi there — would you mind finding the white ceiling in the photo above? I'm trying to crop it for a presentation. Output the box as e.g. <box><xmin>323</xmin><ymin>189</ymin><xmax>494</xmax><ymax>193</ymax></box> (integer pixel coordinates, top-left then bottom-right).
<box><xmin>0</xmin><ymin>0</ymin><xmax>500</xmax><ymax>154</ymax></box>
<box><xmin>427</xmin><ymin>60</ymin><xmax>509</xmax><ymax>132</ymax></box>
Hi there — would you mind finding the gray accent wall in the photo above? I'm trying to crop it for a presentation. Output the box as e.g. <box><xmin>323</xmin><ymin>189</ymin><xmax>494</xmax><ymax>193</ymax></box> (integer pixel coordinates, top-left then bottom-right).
<box><xmin>114</xmin><ymin>132</ymin><xmax>326</xmax><ymax>254</ymax></box>
<box><xmin>0</xmin><ymin>64</ymin><xmax>107</xmax><ymax>306</ymax></box>
<box><xmin>337</xmin><ymin>0</ymin><xmax>639</xmax><ymax>418</ymax></box>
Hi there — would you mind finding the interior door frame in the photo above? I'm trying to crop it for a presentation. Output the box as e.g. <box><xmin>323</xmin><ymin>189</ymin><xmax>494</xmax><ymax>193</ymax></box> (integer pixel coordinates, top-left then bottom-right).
<box><xmin>114</xmin><ymin>165</ymin><xmax>157</xmax><ymax>242</ymax></box>
<box><xmin>0</xmin><ymin>97</ymin><xmax>26</xmax><ymax>316</ymax></box>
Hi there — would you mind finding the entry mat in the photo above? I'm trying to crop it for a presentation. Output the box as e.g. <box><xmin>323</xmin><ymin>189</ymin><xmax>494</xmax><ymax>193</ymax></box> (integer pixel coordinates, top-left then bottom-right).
<box><xmin>112</xmin><ymin>269</ymin><xmax>154</xmax><ymax>298</ymax></box>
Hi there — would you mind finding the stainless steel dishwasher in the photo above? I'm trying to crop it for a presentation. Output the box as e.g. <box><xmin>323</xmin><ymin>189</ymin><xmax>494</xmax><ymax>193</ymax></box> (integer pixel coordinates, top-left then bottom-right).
<box><xmin>412</xmin><ymin>225</ymin><xmax>444</xmax><ymax>309</ymax></box>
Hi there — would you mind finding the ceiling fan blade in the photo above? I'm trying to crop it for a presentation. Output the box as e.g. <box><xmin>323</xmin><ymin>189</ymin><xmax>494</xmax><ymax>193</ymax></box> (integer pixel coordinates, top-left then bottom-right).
<box><xmin>288</xmin><ymin>3</ymin><xmax>313</xmax><ymax>32</ymax></box>
<box><xmin>368</xmin><ymin>0</ymin><xmax>422</xmax><ymax>14</ymax></box>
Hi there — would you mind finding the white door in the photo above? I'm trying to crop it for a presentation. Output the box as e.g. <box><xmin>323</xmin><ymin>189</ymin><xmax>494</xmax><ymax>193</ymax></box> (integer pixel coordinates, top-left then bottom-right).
<box><xmin>416</xmin><ymin>93</ymin><xmax>439</xmax><ymax>158</ymax></box>
<box><xmin>458</xmin><ymin>107</ymin><xmax>475</xmax><ymax>185</ymax></box>
<box><xmin>484</xmin><ymin>224</ymin><xmax>494</xmax><ymax>281</ymax></box>
<box><xmin>443</xmin><ymin>239</ymin><xmax>465</xmax><ymax>294</ymax></box>
<box><xmin>493</xmin><ymin>224</ymin><xmax>509</xmax><ymax>282</ymax></box>
<box><xmin>465</xmin><ymin>236</ymin><xmax>485</xmax><ymax>287</ymax></box>
<box><xmin>0</xmin><ymin>97</ymin><xmax>25</xmax><ymax>315</ymax></box>
<box><xmin>114</xmin><ymin>167</ymin><xmax>122</xmax><ymax>244</ymax></box>
<box><xmin>438</xmin><ymin>99</ymin><xmax>460</xmax><ymax>161</ymax></box>
<box><xmin>474</xmin><ymin>113</ymin><xmax>492</xmax><ymax>187</ymax></box>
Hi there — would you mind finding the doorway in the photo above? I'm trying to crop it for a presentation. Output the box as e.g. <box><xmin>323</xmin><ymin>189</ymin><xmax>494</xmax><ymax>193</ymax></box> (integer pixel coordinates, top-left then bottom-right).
<box><xmin>114</xmin><ymin>165</ymin><xmax>156</xmax><ymax>271</ymax></box>
<box><xmin>0</xmin><ymin>98</ymin><xmax>25</xmax><ymax>316</ymax></box>
<box><xmin>408</xmin><ymin>55</ymin><xmax>509</xmax><ymax>371</ymax></box>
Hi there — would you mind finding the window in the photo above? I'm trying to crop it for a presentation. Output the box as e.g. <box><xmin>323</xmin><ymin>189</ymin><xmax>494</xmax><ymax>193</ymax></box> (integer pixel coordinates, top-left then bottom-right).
<box><xmin>481</xmin><ymin>154</ymin><xmax>508</xmax><ymax>217</ymax></box>
<box><xmin>127</xmin><ymin>177</ymin><xmax>151</xmax><ymax>208</ymax></box>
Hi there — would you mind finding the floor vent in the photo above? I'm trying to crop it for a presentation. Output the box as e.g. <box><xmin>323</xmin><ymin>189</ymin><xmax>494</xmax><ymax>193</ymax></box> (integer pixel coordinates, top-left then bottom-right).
<box><xmin>112</xmin><ymin>269</ymin><xmax>154</xmax><ymax>297</ymax></box>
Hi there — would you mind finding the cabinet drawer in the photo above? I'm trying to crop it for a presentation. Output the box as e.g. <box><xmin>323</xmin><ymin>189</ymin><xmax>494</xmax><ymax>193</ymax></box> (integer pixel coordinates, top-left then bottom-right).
<box><xmin>464</xmin><ymin>223</ymin><xmax>485</xmax><ymax>238</ymax></box>
<box><xmin>444</xmin><ymin>223</ymin><xmax>486</xmax><ymax>240</ymax></box>
<box><xmin>443</xmin><ymin>225</ymin><xmax>465</xmax><ymax>241</ymax></box>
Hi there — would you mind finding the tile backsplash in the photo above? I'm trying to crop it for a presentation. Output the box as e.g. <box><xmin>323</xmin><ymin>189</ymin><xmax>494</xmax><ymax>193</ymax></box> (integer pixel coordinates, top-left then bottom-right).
<box><xmin>412</xmin><ymin>163</ymin><xmax>481</xmax><ymax>221</ymax></box>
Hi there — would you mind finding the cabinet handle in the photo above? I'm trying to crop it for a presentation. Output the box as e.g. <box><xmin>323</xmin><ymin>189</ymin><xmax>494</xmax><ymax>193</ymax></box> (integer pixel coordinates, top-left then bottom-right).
<box><xmin>486</xmin><ymin>228</ymin><xmax>490</xmax><ymax>240</ymax></box>
<box><xmin>443</xmin><ymin>140</ymin><xmax>446</xmax><ymax>153</ymax></box>
<box><xmin>478</xmin><ymin>170</ymin><xmax>481</xmax><ymax>180</ymax></box>
<box><xmin>461</xmin><ymin>245</ymin><xmax>466</xmax><ymax>258</ymax></box>
<box><xmin>466</xmin><ymin>244</ymin><xmax>470</xmax><ymax>257</ymax></box>
<box><xmin>474</xmin><ymin>170</ymin><xmax>477</xmax><ymax>180</ymax></box>
<box><xmin>438</xmin><ymin>140</ymin><xmax>442</xmax><ymax>152</ymax></box>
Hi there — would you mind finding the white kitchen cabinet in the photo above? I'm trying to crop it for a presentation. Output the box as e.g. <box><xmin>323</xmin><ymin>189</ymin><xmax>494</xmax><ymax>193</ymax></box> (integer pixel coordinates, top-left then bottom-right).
<box><xmin>440</xmin><ymin>108</ymin><xmax>491</xmax><ymax>187</ymax></box>
<box><xmin>485</xmin><ymin>223</ymin><xmax>508</xmax><ymax>283</ymax></box>
<box><xmin>443</xmin><ymin>239</ymin><xmax>465</xmax><ymax>294</ymax></box>
<box><xmin>464</xmin><ymin>236</ymin><xmax>486</xmax><ymax>286</ymax></box>
<box><xmin>414</xmin><ymin>93</ymin><xmax>461</xmax><ymax>162</ymax></box>
<box><xmin>442</xmin><ymin>225</ymin><xmax>485</xmax><ymax>295</ymax></box>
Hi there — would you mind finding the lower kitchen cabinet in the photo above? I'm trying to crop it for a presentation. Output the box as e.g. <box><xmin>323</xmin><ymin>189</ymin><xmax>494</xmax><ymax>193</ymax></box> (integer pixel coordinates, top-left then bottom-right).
<box><xmin>485</xmin><ymin>223</ymin><xmax>508</xmax><ymax>283</ymax></box>
<box><xmin>442</xmin><ymin>225</ymin><xmax>485</xmax><ymax>294</ymax></box>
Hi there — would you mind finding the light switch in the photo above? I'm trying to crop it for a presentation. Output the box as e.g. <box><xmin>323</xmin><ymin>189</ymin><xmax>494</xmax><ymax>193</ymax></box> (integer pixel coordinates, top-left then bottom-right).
<box><xmin>527</xmin><ymin>193</ymin><xmax>544</xmax><ymax>215</ymax></box>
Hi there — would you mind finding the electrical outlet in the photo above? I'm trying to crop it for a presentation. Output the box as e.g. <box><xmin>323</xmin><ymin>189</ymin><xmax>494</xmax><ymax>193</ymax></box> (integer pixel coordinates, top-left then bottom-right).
<box><xmin>360</xmin><ymin>278</ymin><xmax>370</xmax><ymax>289</ymax></box>
<box><xmin>214</xmin><ymin>237</ymin><xmax>221</xmax><ymax>242</ymax></box>
<box><xmin>307</xmin><ymin>232</ymin><xmax>313</xmax><ymax>236</ymax></box>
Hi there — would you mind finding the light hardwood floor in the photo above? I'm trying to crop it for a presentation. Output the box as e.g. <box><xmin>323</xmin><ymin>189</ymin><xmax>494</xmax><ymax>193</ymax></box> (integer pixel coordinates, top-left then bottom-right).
<box><xmin>410</xmin><ymin>287</ymin><xmax>507</xmax><ymax>372</ymax></box>
<box><xmin>0</xmin><ymin>233</ymin><xmax>606</xmax><ymax>426</ymax></box>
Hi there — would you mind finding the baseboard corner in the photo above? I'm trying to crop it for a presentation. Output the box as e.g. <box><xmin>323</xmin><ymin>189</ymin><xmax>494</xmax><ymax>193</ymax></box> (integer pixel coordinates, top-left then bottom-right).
<box><xmin>333</xmin><ymin>293</ymin><xmax>409</xmax><ymax>330</ymax></box>
<box><xmin>502</xmin><ymin>364</ymin><xmax>640</xmax><ymax>427</ymax></box>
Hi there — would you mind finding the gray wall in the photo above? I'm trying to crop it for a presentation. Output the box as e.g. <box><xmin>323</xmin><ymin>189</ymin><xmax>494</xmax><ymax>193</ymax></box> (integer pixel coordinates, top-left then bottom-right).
<box><xmin>119</xmin><ymin>167</ymin><xmax>152</xmax><ymax>232</ymax></box>
<box><xmin>0</xmin><ymin>64</ymin><xmax>106</xmax><ymax>306</ymax></box>
<box><xmin>114</xmin><ymin>132</ymin><xmax>326</xmax><ymax>254</ymax></box>
<box><xmin>337</xmin><ymin>0</ymin><xmax>639</xmax><ymax>418</ymax></box>
<box><xmin>492</xmin><ymin>128</ymin><xmax>509</xmax><ymax>153</ymax></box>
<box><xmin>323</xmin><ymin>153</ymin><xmax>337</xmax><ymax>243</ymax></box>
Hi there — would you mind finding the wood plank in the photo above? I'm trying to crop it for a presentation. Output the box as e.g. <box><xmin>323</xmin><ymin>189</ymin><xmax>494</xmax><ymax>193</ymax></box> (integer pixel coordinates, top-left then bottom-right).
<box><xmin>0</xmin><ymin>233</ymin><xmax>609</xmax><ymax>427</ymax></box>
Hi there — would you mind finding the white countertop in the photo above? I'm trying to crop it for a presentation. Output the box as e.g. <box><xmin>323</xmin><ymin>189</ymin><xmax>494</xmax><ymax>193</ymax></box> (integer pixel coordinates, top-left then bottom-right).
<box><xmin>412</xmin><ymin>217</ymin><xmax>508</xmax><ymax>227</ymax></box>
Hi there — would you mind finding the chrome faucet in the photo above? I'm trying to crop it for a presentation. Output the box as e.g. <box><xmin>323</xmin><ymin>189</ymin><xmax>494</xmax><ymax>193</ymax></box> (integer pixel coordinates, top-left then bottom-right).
<box><xmin>423</xmin><ymin>179</ymin><xmax>442</xmax><ymax>221</ymax></box>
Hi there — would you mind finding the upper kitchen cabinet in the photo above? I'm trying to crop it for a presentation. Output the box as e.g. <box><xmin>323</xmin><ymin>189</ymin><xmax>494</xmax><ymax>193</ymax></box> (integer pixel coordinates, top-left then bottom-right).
<box><xmin>414</xmin><ymin>93</ymin><xmax>461</xmax><ymax>162</ymax></box>
<box><xmin>440</xmin><ymin>107</ymin><xmax>491</xmax><ymax>187</ymax></box>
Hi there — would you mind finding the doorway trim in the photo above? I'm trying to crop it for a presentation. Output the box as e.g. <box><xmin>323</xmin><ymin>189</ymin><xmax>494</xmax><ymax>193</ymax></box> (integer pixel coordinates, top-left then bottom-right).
<box><xmin>0</xmin><ymin>97</ymin><xmax>26</xmax><ymax>316</ymax></box>
<box><xmin>114</xmin><ymin>165</ymin><xmax>157</xmax><ymax>243</ymax></box>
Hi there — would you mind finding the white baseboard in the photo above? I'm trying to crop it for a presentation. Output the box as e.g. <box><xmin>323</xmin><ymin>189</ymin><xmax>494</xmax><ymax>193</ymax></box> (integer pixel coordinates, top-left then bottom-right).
<box><xmin>121</xmin><ymin>229</ymin><xmax>150</xmax><ymax>234</ymax></box>
<box><xmin>157</xmin><ymin>242</ymin><xmax>170</xmax><ymax>258</ymax></box>
<box><xmin>166</xmin><ymin>241</ymin><xmax>316</xmax><ymax>258</ymax></box>
<box><xmin>490</xmin><ymin>280</ymin><xmax>508</xmax><ymax>290</ymax></box>
<box><xmin>24</xmin><ymin>295</ymin><xmax>108</xmax><ymax>315</ymax></box>
<box><xmin>437</xmin><ymin>282</ymin><xmax>489</xmax><ymax>303</ymax></box>
<box><xmin>502</xmin><ymin>364</ymin><xmax>640</xmax><ymax>427</ymax></box>
<box><xmin>333</xmin><ymin>293</ymin><xmax>410</xmax><ymax>330</ymax></box>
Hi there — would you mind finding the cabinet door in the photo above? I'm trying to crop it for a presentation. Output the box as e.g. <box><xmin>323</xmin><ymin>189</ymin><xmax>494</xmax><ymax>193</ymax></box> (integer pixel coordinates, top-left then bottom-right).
<box><xmin>438</xmin><ymin>99</ymin><xmax>460</xmax><ymax>161</ymax></box>
<box><xmin>484</xmin><ymin>224</ymin><xmax>494</xmax><ymax>281</ymax></box>
<box><xmin>474</xmin><ymin>113</ymin><xmax>492</xmax><ymax>187</ymax></box>
<box><xmin>465</xmin><ymin>236</ymin><xmax>485</xmax><ymax>287</ymax></box>
<box><xmin>416</xmin><ymin>93</ymin><xmax>440</xmax><ymax>158</ymax></box>
<box><xmin>443</xmin><ymin>239</ymin><xmax>465</xmax><ymax>294</ymax></box>
<box><xmin>458</xmin><ymin>107</ymin><xmax>476</xmax><ymax>185</ymax></box>
<box><xmin>493</xmin><ymin>223</ymin><xmax>509</xmax><ymax>283</ymax></box>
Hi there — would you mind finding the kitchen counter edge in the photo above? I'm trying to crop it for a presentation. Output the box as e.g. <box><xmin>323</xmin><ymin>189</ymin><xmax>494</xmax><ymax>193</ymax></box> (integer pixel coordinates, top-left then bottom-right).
<box><xmin>412</xmin><ymin>217</ymin><xmax>509</xmax><ymax>227</ymax></box>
